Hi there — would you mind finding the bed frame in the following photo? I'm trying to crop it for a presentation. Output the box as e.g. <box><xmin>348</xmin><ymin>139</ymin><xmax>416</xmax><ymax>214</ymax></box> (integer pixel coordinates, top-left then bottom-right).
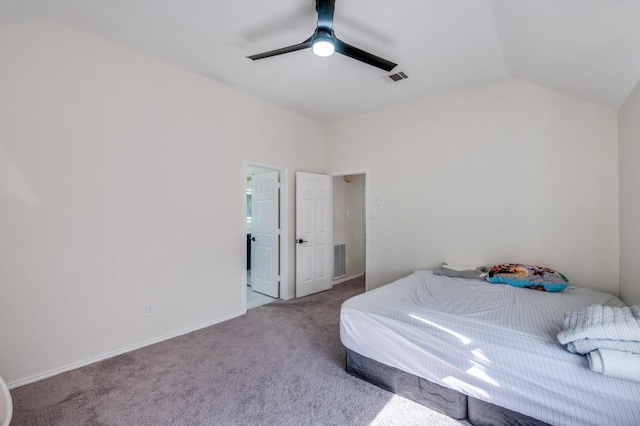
<box><xmin>345</xmin><ymin>349</ymin><xmax>550</xmax><ymax>426</ymax></box>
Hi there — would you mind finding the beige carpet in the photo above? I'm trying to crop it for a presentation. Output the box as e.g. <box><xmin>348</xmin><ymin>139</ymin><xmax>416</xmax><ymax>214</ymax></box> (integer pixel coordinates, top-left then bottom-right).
<box><xmin>10</xmin><ymin>276</ymin><xmax>464</xmax><ymax>425</ymax></box>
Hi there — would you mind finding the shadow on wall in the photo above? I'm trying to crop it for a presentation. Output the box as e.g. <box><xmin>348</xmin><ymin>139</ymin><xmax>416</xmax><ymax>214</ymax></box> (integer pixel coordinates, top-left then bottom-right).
<box><xmin>0</xmin><ymin>140</ymin><xmax>38</xmax><ymax>205</ymax></box>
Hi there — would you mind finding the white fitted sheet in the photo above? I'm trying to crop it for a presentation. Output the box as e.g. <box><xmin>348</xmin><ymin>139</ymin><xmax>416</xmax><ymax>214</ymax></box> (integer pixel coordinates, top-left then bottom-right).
<box><xmin>340</xmin><ymin>270</ymin><xmax>640</xmax><ymax>426</ymax></box>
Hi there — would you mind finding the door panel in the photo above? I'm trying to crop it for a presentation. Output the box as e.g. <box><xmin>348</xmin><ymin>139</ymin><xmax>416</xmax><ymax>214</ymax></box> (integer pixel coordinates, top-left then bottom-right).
<box><xmin>250</xmin><ymin>171</ymin><xmax>279</xmax><ymax>298</ymax></box>
<box><xmin>296</xmin><ymin>171</ymin><xmax>332</xmax><ymax>297</ymax></box>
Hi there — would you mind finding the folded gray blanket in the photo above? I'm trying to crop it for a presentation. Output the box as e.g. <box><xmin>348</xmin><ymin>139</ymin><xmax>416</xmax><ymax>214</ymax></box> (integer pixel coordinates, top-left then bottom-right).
<box><xmin>557</xmin><ymin>304</ymin><xmax>640</xmax><ymax>346</ymax></box>
<box><xmin>433</xmin><ymin>265</ymin><xmax>487</xmax><ymax>280</ymax></box>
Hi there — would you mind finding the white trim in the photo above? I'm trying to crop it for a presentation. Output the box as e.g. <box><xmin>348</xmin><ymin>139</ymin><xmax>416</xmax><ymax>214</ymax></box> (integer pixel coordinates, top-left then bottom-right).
<box><xmin>281</xmin><ymin>169</ymin><xmax>289</xmax><ymax>298</ymax></box>
<box><xmin>329</xmin><ymin>169</ymin><xmax>370</xmax><ymax>292</ymax></box>
<box><xmin>280</xmin><ymin>292</ymin><xmax>294</xmax><ymax>301</ymax></box>
<box><xmin>0</xmin><ymin>371</ymin><xmax>12</xmax><ymax>425</ymax></box>
<box><xmin>7</xmin><ymin>311</ymin><xmax>244</xmax><ymax>389</ymax></box>
<box><xmin>329</xmin><ymin>169</ymin><xmax>369</xmax><ymax>178</ymax></box>
<box><xmin>244</xmin><ymin>161</ymin><xmax>289</xmax><ymax>301</ymax></box>
<box><xmin>332</xmin><ymin>272</ymin><xmax>365</xmax><ymax>286</ymax></box>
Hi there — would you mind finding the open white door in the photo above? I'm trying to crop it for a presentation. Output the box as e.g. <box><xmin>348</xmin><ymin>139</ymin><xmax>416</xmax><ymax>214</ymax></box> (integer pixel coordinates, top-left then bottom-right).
<box><xmin>251</xmin><ymin>171</ymin><xmax>279</xmax><ymax>298</ymax></box>
<box><xmin>296</xmin><ymin>171</ymin><xmax>332</xmax><ymax>298</ymax></box>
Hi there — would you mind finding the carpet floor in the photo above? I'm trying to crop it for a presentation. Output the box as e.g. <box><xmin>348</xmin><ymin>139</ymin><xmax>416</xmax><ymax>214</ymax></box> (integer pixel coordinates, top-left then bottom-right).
<box><xmin>10</xmin><ymin>277</ymin><xmax>464</xmax><ymax>425</ymax></box>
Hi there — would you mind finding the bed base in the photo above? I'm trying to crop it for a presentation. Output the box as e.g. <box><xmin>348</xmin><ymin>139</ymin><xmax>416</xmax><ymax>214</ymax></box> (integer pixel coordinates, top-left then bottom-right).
<box><xmin>345</xmin><ymin>349</ymin><xmax>549</xmax><ymax>426</ymax></box>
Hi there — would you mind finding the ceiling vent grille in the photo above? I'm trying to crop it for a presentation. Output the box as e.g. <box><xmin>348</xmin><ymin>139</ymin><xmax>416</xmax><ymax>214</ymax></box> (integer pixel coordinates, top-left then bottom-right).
<box><xmin>381</xmin><ymin>71</ymin><xmax>409</xmax><ymax>83</ymax></box>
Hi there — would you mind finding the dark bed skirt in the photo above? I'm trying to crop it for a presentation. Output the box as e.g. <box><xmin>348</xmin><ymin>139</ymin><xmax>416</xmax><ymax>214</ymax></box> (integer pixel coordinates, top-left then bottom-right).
<box><xmin>345</xmin><ymin>349</ymin><xmax>550</xmax><ymax>426</ymax></box>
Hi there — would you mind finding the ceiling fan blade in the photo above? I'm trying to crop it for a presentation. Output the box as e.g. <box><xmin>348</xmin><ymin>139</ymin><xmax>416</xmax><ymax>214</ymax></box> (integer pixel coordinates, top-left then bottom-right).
<box><xmin>316</xmin><ymin>0</ymin><xmax>335</xmax><ymax>31</ymax></box>
<box><xmin>334</xmin><ymin>39</ymin><xmax>397</xmax><ymax>72</ymax></box>
<box><xmin>247</xmin><ymin>39</ymin><xmax>313</xmax><ymax>60</ymax></box>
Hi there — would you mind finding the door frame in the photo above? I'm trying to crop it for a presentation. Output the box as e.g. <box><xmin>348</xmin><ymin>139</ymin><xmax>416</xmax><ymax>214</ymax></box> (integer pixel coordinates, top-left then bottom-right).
<box><xmin>329</xmin><ymin>169</ymin><xmax>369</xmax><ymax>292</ymax></box>
<box><xmin>243</xmin><ymin>161</ymin><xmax>289</xmax><ymax>311</ymax></box>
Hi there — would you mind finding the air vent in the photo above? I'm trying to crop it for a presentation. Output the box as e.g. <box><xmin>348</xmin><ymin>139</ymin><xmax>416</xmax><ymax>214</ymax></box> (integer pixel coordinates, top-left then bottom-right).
<box><xmin>333</xmin><ymin>244</ymin><xmax>346</xmax><ymax>279</ymax></box>
<box><xmin>381</xmin><ymin>71</ymin><xmax>409</xmax><ymax>84</ymax></box>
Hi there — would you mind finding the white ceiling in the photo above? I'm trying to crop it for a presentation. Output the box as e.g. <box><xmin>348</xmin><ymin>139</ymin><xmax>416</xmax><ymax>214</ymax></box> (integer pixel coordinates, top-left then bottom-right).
<box><xmin>2</xmin><ymin>0</ymin><xmax>640</xmax><ymax>122</ymax></box>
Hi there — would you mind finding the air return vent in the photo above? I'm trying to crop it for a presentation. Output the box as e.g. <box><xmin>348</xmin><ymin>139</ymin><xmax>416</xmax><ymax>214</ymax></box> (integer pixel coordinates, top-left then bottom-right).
<box><xmin>381</xmin><ymin>71</ymin><xmax>409</xmax><ymax>83</ymax></box>
<box><xmin>333</xmin><ymin>244</ymin><xmax>346</xmax><ymax>279</ymax></box>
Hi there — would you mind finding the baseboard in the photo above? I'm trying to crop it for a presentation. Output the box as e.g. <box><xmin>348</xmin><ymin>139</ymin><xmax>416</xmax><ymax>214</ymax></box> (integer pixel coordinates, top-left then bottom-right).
<box><xmin>8</xmin><ymin>310</ymin><xmax>245</xmax><ymax>389</ymax></box>
<box><xmin>332</xmin><ymin>273</ymin><xmax>364</xmax><ymax>286</ymax></box>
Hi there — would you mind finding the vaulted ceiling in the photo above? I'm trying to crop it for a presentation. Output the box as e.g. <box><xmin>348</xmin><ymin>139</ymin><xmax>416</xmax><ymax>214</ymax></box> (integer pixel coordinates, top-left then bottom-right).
<box><xmin>2</xmin><ymin>0</ymin><xmax>640</xmax><ymax>121</ymax></box>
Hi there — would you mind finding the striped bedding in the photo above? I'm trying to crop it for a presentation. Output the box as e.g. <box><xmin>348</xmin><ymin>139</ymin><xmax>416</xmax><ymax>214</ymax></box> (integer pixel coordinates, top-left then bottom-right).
<box><xmin>339</xmin><ymin>270</ymin><xmax>640</xmax><ymax>426</ymax></box>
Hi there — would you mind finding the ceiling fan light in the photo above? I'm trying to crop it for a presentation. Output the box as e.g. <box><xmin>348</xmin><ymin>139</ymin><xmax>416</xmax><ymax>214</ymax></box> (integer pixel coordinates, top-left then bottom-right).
<box><xmin>312</xmin><ymin>39</ymin><xmax>335</xmax><ymax>57</ymax></box>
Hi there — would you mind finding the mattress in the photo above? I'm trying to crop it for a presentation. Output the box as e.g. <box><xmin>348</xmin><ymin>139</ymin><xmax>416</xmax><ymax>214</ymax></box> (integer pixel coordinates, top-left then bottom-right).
<box><xmin>340</xmin><ymin>270</ymin><xmax>640</xmax><ymax>426</ymax></box>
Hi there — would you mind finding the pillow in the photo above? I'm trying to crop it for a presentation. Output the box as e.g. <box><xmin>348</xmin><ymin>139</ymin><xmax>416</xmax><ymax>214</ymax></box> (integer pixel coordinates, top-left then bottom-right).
<box><xmin>433</xmin><ymin>262</ymin><xmax>488</xmax><ymax>280</ymax></box>
<box><xmin>486</xmin><ymin>263</ymin><xmax>568</xmax><ymax>292</ymax></box>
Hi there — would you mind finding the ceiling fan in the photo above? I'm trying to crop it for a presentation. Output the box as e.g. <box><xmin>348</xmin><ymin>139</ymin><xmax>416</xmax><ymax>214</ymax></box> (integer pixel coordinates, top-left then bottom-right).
<box><xmin>247</xmin><ymin>0</ymin><xmax>397</xmax><ymax>72</ymax></box>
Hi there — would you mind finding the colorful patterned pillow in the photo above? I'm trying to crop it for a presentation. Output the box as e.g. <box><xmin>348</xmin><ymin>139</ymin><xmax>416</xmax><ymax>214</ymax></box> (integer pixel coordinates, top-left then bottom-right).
<box><xmin>486</xmin><ymin>263</ymin><xmax>568</xmax><ymax>292</ymax></box>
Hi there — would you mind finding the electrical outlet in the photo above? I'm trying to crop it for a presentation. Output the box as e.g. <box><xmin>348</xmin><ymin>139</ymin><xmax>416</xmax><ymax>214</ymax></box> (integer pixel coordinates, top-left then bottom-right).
<box><xmin>145</xmin><ymin>303</ymin><xmax>155</xmax><ymax>316</ymax></box>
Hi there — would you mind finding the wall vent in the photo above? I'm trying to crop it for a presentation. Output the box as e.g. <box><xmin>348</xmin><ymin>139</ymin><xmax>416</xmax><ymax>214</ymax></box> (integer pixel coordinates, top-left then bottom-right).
<box><xmin>381</xmin><ymin>71</ymin><xmax>409</xmax><ymax>84</ymax></box>
<box><xmin>333</xmin><ymin>244</ymin><xmax>347</xmax><ymax>279</ymax></box>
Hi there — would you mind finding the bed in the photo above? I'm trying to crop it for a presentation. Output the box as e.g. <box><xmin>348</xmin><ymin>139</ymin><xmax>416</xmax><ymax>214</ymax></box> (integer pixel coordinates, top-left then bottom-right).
<box><xmin>340</xmin><ymin>270</ymin><xmax>640</xmax><ymax>426</ymax></box>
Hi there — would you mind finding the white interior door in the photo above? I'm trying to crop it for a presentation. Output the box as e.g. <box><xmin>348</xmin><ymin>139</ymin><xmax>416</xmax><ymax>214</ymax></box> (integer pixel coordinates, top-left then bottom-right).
<box><xmin>251</xmin><ymin>171</ymin><xmax>279</xmax><ymax>298</ymax></box>
<box><xmin>296</xmin><ymin>171</ymin><xmax>332</xmax><ymax>298</ymax></box>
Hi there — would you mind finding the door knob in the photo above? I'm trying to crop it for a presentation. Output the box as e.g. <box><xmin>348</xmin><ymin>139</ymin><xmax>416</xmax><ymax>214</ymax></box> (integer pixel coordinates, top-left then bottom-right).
<box><xmin>251</xmin><ymin>237</ymin><xmax>256</xmax><ymax>242</ymax></box>
<box><xmin>297</xmin><ymin>239</ymin><xmax>308</xmax><ymax>244</ymax></box>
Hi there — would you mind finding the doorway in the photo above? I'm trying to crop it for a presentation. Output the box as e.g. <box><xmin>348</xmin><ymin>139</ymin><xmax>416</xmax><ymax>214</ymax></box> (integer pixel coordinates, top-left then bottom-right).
<box><xmin>244</xmin><ymin>162</ymin><xmax>289</xmax><ymax>310</ymax></box>
<box><xmin>292</xmin><ymin>170</ymin><xmax>368</xmax><ymax>298</ymax></box>
<box><xmin>331</xmin><ymin>172</ymin><xmax>367</xmax><ymax>289</ymax></box>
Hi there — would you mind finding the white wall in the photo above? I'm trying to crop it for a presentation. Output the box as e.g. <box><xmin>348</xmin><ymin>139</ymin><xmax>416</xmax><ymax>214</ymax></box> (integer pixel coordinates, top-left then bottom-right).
<box><xmin>326</xmin><ymin>79</ymin><xmax>619</xmax><ymax>293</ymax></box>
<box><xmin>332</xmin><ymin>175</ymin><xmax>365</xmax><ymax>281</ymax></box>
<box><xmin>332</xmin><ymin>177</ymin><xmax>348</xmax><ymax>248</ymax></box>
<box><xmin>0</xmin><ymin>21</ymin><xmax>324</xmax><ymax>385</ymax></box>
<box><xmin>618</xmin><ymin>80</ymin><xmax>640</xmax><ymax>306</ymax></box>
